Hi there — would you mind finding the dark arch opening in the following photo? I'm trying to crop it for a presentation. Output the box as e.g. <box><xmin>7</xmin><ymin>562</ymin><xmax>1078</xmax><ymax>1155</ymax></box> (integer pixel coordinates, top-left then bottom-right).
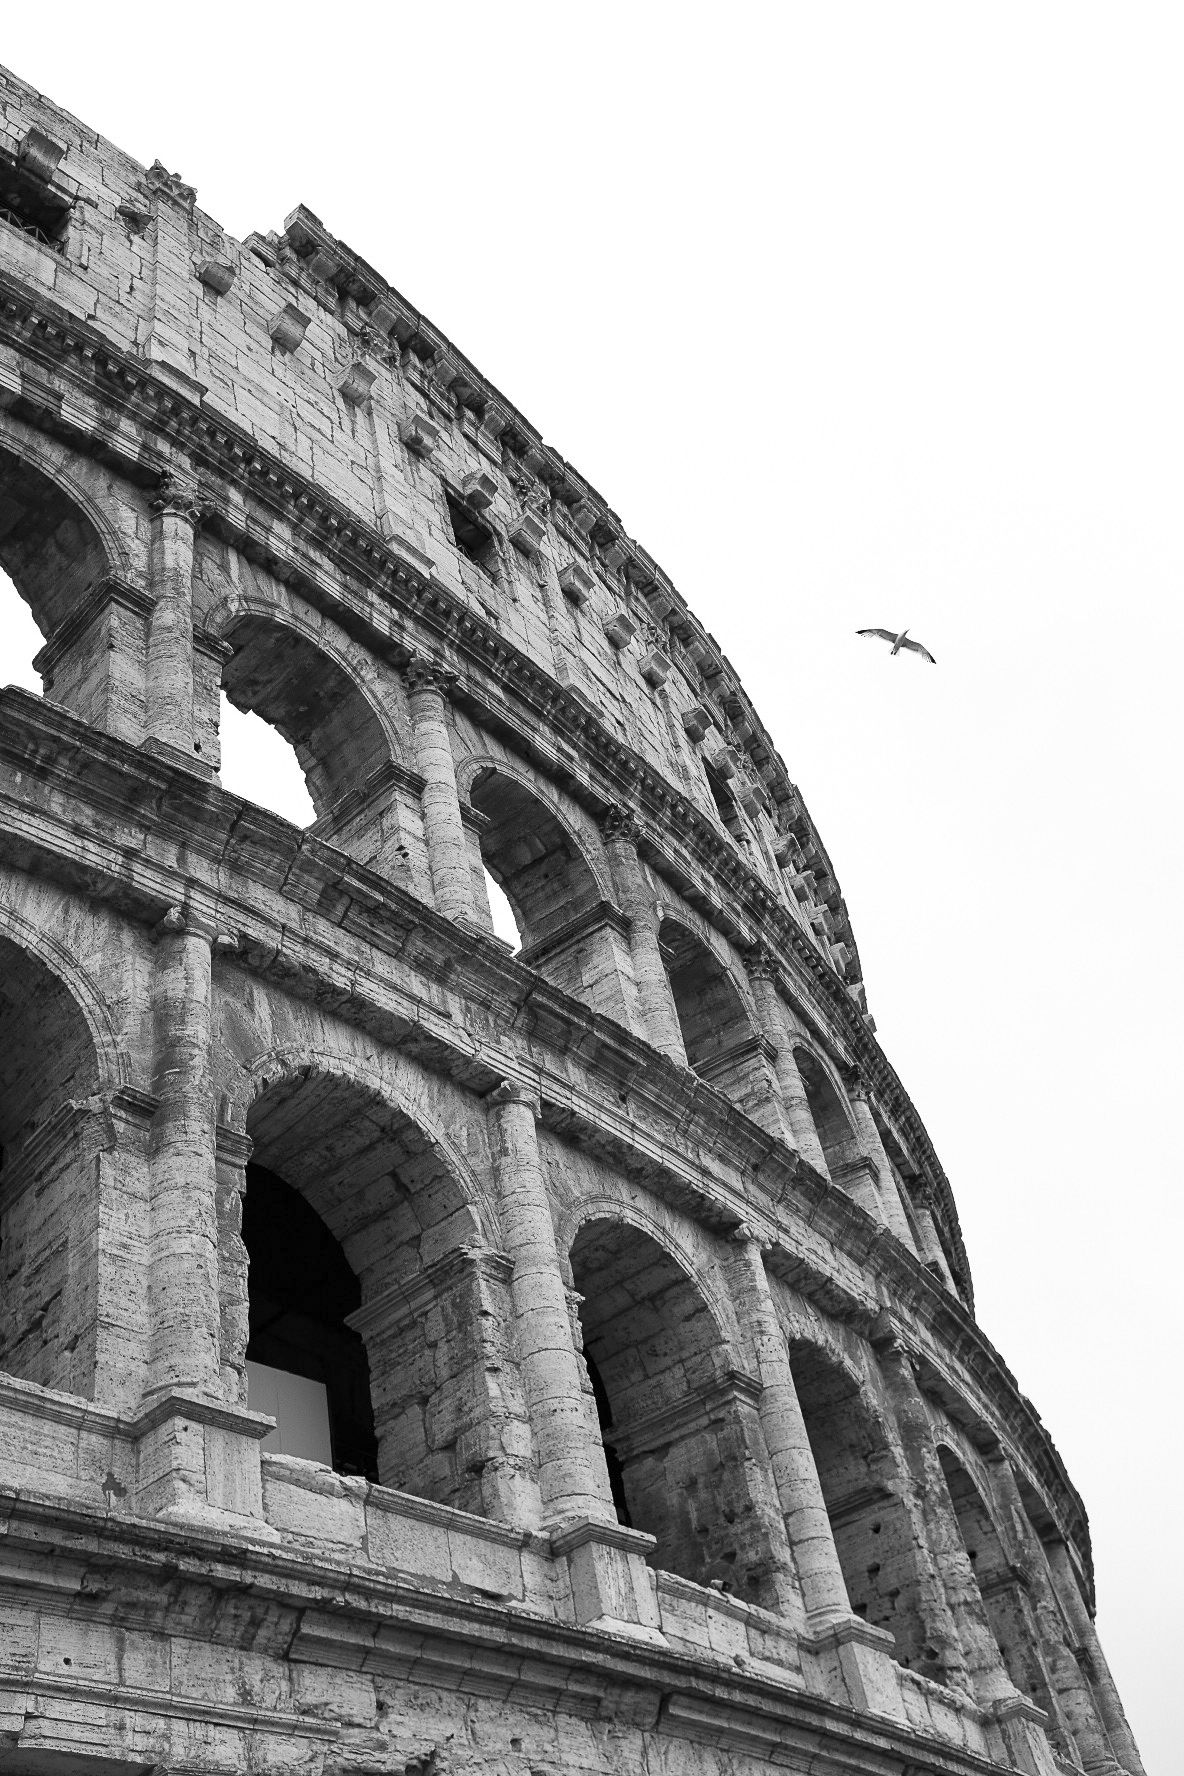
<box><xmin>659</xmin><ymin>920</ymin><xmax>753</xmax><ymax>1072</ymax></box>
<box><xmin>794</xmin><ymin>1048</ymin><xmax>862</xmax><ymax>1177</ymax></box>
<box><xmin>0</xmin><ymin>935</ymin><xmax>102</xmax><ymax>1396</ymax></box>
<box><xmin>243</xmin><ymin>1070</ymin><xmax>508</xmax><ymax>1515</ymax></box>
<box><xmin>571</xmin><ymin>1217</ymin><xmax>786</xmax><ymax>1606</ymax></box>
<box><xmin>0</xmin><ymin>446</ymin><xmax>109</xmax><ymax>639</ymax></box>
<box><xmin>222</xmin><ymin>615</ymin><xmax>392</xmax><ymax>828</ymax></box>
<box><xmin>937</xmin><ymin>1447</ymin><xmax>1054</xmax><ymax>1711</ymax></box>
<box><xmin>469</xmin><ymin>767</ymin><xmax>601</xmax><ymax>952</ymax></box>
<box><xmin>243</xmin><ymin>1160</ymin><xmax>378</xmax><ymax>1478</ymax></box>
<box><xmin>789</xmin><ymin>1341</ymin><xmax>936</xmax><ymax>1676</ymax></box>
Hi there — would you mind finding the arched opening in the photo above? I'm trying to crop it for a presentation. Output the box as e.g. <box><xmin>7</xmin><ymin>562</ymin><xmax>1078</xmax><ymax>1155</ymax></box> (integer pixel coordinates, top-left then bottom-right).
<box><xmin>793</xmin><ymin>1048</ymin><xmax>862</xmax><ymax>1177</ymax></box>
<box><xmin>469</xmin><ymin>767</ymin><xmax>600</xmax><ymax>951</ymax></box>
<box><xmin>218</xmin><ymin>694</ymin><xmax>315</xmax><ymax>826</ymax></box>
<box><xmin>468</xmin><ymin>768</ymin><xmax>638</xmax><ymax>1021</ymax></box>
<box><xmin>571</xmin><ymin>1217</ymin><xmax>788</xmax><ymax>1607</ymax></box>
<box><xmin>241</xmin><ymin>1070</ymin><xmax>525</xmax><ymax>1516</ymax></box>
<box><xmin>243</xmin><ymin>1161</ymin><xmax>377</xmax><ymax>1475</ymax></box>
<box><xmin>937</xmin><ymin>1447</ymin><xmax>1053</xmax><ymax>1711</ymax></box>
<box><xmin>0</xmin><ymin>935</ymin><xmax>103</xmax><ymax>1396</ymax></box>
<box><xmin>0</xmin><ymin>447</ymin><xmax>120</xmax><ymax>728</ymax></box>
<box><xmin>789</xmin><ymin>1341</ymin><xmax>935</xmax><ymax>1675</ymax></box>
<box><xmin>659</xmin><ymin>921</ymin><xmax>752</xmax><ymax>1071</ymax></box>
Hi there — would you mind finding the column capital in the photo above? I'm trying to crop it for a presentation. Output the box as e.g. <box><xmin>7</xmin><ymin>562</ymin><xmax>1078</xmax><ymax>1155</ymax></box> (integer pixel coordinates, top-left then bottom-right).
<box><xmin>154</xmin><ymin>904</ymin><xmax>217</xmax><ymax>944</ymax></box>
<box><xmin>742</xmin><ymin>942</ymin><xmax>778</xmax><ymax>983</ymax></box>
<box><xmin>488</xmin><ymin>1077</ymin><xmax>542</xmax><ymax>1118</ymax></box>
<box><xmin>145</xmin><ymin>159</ymin><xmax>197</xmax><ymax>212</ymax></box>
<box><xmin>151</xmin><ymin>472</ymin><xmax>206</xmax><ymax>527</ymax></box>
<box><xmin>600</xmin><ymin>802</ymin><xmax>639</xmax><ymax>846</ymax></box>
<box><xmin>403</xmin><ymin>656</ymin><xmax>457</xmax><ymax>700</ymax></box>
<box><xmin>729</xmin><ymin>1221</ymin><xmax>771</xmax><ymax>1253</ymax></box>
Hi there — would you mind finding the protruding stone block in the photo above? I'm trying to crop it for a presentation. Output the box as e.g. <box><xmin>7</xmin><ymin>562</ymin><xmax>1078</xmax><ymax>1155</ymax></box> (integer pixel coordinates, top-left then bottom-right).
<box><xmin>604</xmin><ymin>609</ymin><xmax>637</xmax><ymax>649</ymax></box>
<box><xmin>17</xmin><ymin>127</ymin><xmax>65</xmax><ymax>184</ymax></box>
<box><xmin>558</xmin><ymin>560</ymin><xmax>595</xmax><ymax>605</ymax></box>
<box><xmin>714</xmin><ymin>743</ymin><xmax>740</xmax><ymax>779</ymax></box>
<box><xmin>462</xmin><ymin>470</ymin><xmax>497</xmax><ymax>511</ymax></box>
<box><xmin>639</xmin><ymin>648</ymin><xmax>670</xmax><ymax>688</ymax></box>
<box><xmin>337</xmin><ymin>361</ymin><xmax>377</xmax><ymax>406</ymax></box>
<box><xmin>682</xmin><ymin>703</ymin><xmax>712</xmax><ymax>743</ymax></box>
<box><xmin>399</xmin><ymin>411</ymin><xmax>441</xmax><ymax>456</ymax></box>
<box><xmin>268</xmin><ymin>303</ymin><xmax>311</xmax><ymax>353</ymax></box>
<box><xmin>196</xmin><ymin>257</ymin><xmax>236</xmax><ymax>294</ymax></box>
<box><xmin>509</xmin><ymin>510</ymin><xmax>547</xmax><ymax>556</ymax></box>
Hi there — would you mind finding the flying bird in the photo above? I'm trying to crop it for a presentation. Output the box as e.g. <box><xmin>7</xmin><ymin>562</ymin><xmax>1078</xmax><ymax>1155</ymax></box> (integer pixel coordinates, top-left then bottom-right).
<box><xmin>857</xmin><ymin>627</ymin><xmax>936</xmax><ymax>664</ymax></box>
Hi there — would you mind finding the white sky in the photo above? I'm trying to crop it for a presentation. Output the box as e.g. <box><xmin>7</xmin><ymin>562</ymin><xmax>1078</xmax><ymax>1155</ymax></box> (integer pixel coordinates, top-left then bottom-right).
<box><xmin>1</xmin><ymin>6</ymin><xmax>1175</xmax><ymax>1763</ymax></box>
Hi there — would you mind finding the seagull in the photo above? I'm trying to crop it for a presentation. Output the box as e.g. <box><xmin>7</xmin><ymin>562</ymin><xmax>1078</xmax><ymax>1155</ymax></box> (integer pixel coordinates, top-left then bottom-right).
<box><xmin>857</xmin><ymin>626</ymin><xmax>936</xmax><ymax>664</ymax></box>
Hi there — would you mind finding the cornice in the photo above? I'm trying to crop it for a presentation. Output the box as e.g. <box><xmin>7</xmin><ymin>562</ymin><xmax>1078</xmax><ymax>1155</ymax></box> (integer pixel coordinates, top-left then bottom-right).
<box><xmin>0</xmin><ymin>692</ymin><xmax>1081</xmax><ymax>1560</ymax></box>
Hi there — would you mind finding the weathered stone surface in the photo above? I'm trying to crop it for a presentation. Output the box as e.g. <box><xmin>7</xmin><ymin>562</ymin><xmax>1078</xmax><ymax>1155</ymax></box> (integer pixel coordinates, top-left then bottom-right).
<box><xmin>0</xmin><ymin>58</ymin><xmax>1142</xmax><ymax>1776</ymax></box>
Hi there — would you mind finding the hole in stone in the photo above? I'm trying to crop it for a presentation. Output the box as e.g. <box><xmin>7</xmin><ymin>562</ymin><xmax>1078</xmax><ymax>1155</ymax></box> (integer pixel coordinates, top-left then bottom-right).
<box><xmin>0</xmin><ymin>566</ymin><xmax>45</xmax><ymax>695</ymax></box>
<box><xmin>484</xmin><ymin>866</ymin><xmax>521</xmax><ymax>951</ymax></box>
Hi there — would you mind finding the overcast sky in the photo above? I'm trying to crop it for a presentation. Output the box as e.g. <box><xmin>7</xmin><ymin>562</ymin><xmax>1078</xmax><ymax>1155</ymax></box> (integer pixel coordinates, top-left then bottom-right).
<box><xmin>1</xmin><ymin>6</ymin><xmax>1175</xmax><ymax>1764</ymax></box>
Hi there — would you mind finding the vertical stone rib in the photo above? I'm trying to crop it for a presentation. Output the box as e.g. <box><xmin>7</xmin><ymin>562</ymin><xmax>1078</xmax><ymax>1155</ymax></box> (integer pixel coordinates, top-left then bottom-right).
<box><xmin>145</xmin><ymin>906</ymin><xmax>221</xmax><ymax>1399</ymax></box>
<box><xmin>405</xmin><ymin>660</ymin><xmax>475</xmax><ymax>924</ymax></box>
<box><xmin>847</xmin><ymin>1075</ymin><xmax>919</xmax><ymax>1252</ymax></box>
<box><xmin>146</xmin><ymin>484</ymin><xmax>202</xmax><ymax>756</ymax></box>
<box><xmin>486</xmin><ymin>1080</ymin><xmax>614</xmax><ymax>1527</ymax></box>
<box><xmin>744</xmin><ymin>949</ymin><xmax>829</xmax><ymax>1174</ymax></box>
<box><xmin>1045</xmin><ymin>1537</ymin><xmax>1146</xmax><ymax>1775</ymax></box>
<box><xmin>727</xmin><ymin>1234</ymin><xmax>848</xmax><ymax>1631</ymax></box>
<box><xmin>601</xmin><ymin>805</ymin><xmax>687</xmax><ymax>1062</ymax></box>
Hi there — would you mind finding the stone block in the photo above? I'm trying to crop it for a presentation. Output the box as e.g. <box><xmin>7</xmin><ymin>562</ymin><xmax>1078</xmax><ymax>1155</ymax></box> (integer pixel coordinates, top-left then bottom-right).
<box><xmin>603</xmin><ymin>609</ymin><xmax>637</xmax><ymax>649</ymax></box>
<box><xmin>268</xmin><ymin>302</ymin><xmax>311</xmax><ymax>352</ymax></box>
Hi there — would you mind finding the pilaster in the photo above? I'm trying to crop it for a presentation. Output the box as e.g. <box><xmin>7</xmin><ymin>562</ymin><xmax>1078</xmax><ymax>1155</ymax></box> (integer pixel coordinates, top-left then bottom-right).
<box><xmin>404</xmin><ymin>659</ymin><xmax>475</xmax><ymax>924</ymax></box>
<box><xmin>600</xmin><ymin>805</ymin><xmax>685</xmax><ymax>1060</ymax></box>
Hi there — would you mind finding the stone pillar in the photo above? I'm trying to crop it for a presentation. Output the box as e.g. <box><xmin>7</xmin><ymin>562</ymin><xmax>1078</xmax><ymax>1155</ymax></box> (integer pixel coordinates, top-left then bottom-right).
<box><xmin>404</xmin><ymin>659</ymin><xmax>476</xmax><ymax>925</ymax></box>
<box><xmin>600</xmin><ymin>805</ymin><xmax>686</xmax><ymax>1062</ymax></box>
<box><xmin>145</xmin><ymin>904</ymin><xmax>221</xmax><ymax>1400</ymax></box>
<box><xmin>485</xmin><ymin>1081</ymin><xmax>614</xmax><ymax>1526</ymax></box>
<box><xmin>988</xmin><ymin>1453</ymin><xmax>1128</xmax><ymax>1775</ymax></box>
<box><xmin>145</xmin><ymin>480</ymin><xmax>203</xmax><ymax>763</ymax></box>
<box><xmin>726</xmin><ymin>1233</ymin><xmax>846</xmax><ymax>1631</ymax></box>
<box><xmin>743</xmin><ymin>949</ymin><xmax>828</xmax><ymax>1173</ymax></box>
<box><xmin>143</xmin><ymin>160</ymin><xmax>206</xmax><ymax>400</ymax></box>
<box><xmin>1045</xmin><ymin>1537</ymin><xmax>1145</xmax><ymax>1776</ymax></box>
<box><xmin>909</xmin><ymin>1184</ymin><xmax>958</xmax><ymax>1290</ymax></box>
<box><xmin>847</xmin><ymin>1074</ymin><xmax>919</xmax><ymax>1252</ymax></box>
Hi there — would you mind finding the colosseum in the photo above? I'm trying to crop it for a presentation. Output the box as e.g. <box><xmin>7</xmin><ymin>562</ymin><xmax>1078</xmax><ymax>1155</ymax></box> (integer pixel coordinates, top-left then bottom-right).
<box><xmin>0</xmin><ymin>63</ymin><xmax>1144</xmax><ymax>1776</ymax></box>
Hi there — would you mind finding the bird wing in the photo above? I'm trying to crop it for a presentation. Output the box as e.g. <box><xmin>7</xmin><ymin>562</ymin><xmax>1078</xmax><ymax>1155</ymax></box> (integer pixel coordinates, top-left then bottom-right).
<box><xmin>856</xmin><ymin>628</ymin><xmax>898</xmax><ymax>642</ymax></box>
<box><xmin>898</xmin><ymin>636</ymin><xmax>936</xmax><ymax>663</ymax></box>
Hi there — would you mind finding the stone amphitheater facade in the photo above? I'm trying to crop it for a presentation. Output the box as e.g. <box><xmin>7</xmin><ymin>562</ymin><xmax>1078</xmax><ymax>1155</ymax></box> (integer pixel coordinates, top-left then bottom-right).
<box><xmin>0</xmin><ymin>63</ymin><xmax>1144</xmax><ymax>1776</ymax></box>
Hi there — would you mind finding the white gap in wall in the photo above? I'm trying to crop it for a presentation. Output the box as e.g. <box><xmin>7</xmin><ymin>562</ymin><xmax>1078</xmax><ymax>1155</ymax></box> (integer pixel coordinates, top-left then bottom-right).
<box><xmin>219</xmin><ymin>692</ymin><xmax>316</xmax><ymax>827</ymax></box>
<box><xmin>484</xmin><ymin>867</ymin><xmax>521</xmax><ymax>951</ymax></box>
<box><xmin>0</xmin><ymin>569</ymin><xmax>44</xmax><ymax>694</ymax></box>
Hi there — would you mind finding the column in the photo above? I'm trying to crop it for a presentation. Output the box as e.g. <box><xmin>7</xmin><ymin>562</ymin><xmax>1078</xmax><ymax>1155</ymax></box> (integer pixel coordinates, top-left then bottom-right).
<box><xmin>143</xmin><ymin>160</ymin><xmax>206</xmax><ymax>399</ymax></box>
<box><xmin>1045</xmin><ymin>1537</ymin><xmax>1145</xmax><ymax>1775</ymax></box>
<box><xmin>404</xmin><ymin>659</ymin><xmax>476</xmax><ymax>925</ymax></box>
<box><xmin>146</xmin><ymin>479</ymin><xmax>202</xmax><ymax>760</ymax></box>
<box><xmin>909</xmin><ymin>1184</ymin><xmax>958</xmax><ymax>1289</ymax></box>
<box><xmin>847</xmin><ymin>1073</ymin><xmax>919</xmax><ymax>1252</ymax></box>
<box><xmin>727</xmin><ymin>1233</ymin><xmax>848</xmax><ymax>1630</ymax></box>
<box><xmin>744</xmin><ymin>946</ymin><xmax>828</xmax><ymax>1173</ymax></box>
<box><xmin>988</xmin><ymin>1453</ymin><xmax>1128</xmax><ymax>1775</ymax></box>
<box><xmin>145</xmin><ymin>905</ymin><xmax>220</xmax><ymax>1399</ymax></box>
<box><xmin>485</xmin><ymin>1080</ymin><xmax>614</xmax><ymax>1526</ymax></box>
<box><xmin>601</xmin><ymin>805</ymin><xmax>686</xmax><ymax>1061</ymax></box>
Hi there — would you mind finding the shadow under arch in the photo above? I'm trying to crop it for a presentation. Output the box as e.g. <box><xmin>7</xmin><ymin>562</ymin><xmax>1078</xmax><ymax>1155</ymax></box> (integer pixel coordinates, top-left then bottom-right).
<box><xmin>466</xmin><ymin>761</ymin><xmax>606</xmax><ymax>945</ymax></box>
<box><xmin>0</xmin><ymin>434</ymin><xmax>124</xmax><ymax>641</ymax></box>
<box><xmin>234</xmin><ymin>1053</ymin><xmax>524</xmax><ymax>1517</ymax></box>
<box><xmin>791</xmin><ymin>1042</ymin><xmax>862</xmax><ymax>1177</ymax></box>
<box><xmin>0</xmin><ymin>928</ymin><xmax>107</xmax><ymax>1399</ymax></box>
<box><xmin>788</xmin><ymin>1338</ymin><xmax>937</xmax><ymax>1675</ymax></box>
<box><xmin>936</xmin><ymin>1444</ymin><xmax>1053</xmax><ymax>1712</ymax></box>
<box><xmin>657</xmin><ymin>916</ymin><xmax>755</xmax><ymax>1071</ymax></box>
<box><xmin>568</xmin><ymin>1209</ymin><xmax>791</xmax><ymax>1608</ymax></box>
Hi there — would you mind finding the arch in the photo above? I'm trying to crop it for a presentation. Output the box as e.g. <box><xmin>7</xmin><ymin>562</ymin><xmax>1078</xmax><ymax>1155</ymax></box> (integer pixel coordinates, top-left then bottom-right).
<box><xmin>0</xmin><ymin>896</ymin><xmax>125</xmax><ymax>1093</ymax></box>
<box><xmin>788</xmin><ymin>1338</ymin><xmax>935</xmax><ymax>1674</ymax></box>
<box><xmin>569</xmin><ymin>1210</ymin><xmax>790</xmax><ymax>1607</ymax></box>
<box><xmin>0</xmin><ymin>424</ymin><xmax>128</xmax><ymax>641</ymax></box>
<box><xmin>657</xmin><ymin>915</ymin><xmax>756</xmax><ymax>1073</ymax></box>
<box><xmin>216</xmin><ymin>605</ymin><xmax>401</xmax><ymax>822</ymax></box>
<box><xmin>0</xmin><ymin>929</ymin><xmax>105</xmax><ymax>1398</ymax></box>
<box><xmin>465</xmin><ymin>759</ymin><xmax>609</xmax><ymax>947</ymax></box>
<box><xmin>230</xmin><ymin>1050</ymin><xmax>526</xmax><ymax>1517</ymax></box>
<box><xmin>936</xmin><ymin>1444</ymin><xmax>1054</xmax><ymax>1712</ymax></box>
<box><xmin>791</xmin><ymin>1042</ymin><xmax>862</xmax><ymax>1175</ymax></box>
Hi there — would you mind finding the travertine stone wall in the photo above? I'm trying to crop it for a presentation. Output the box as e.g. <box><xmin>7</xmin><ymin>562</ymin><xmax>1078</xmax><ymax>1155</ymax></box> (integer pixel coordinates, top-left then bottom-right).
<box><xmin>0</xmin><ymin>61</ymin><xmax>1144</xmax><ymax>1776</ymax></box>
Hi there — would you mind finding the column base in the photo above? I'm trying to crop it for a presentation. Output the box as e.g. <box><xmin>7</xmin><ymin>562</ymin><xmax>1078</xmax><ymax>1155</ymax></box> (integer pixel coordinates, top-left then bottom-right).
<box><xmin>133</xmin><ymin>1389</ymin><xmax>278</xmax><ymax>1537</ymax></box>
<box><xmin>140</xmin><ymin>735</ymin><xmax>217</xmax><ymax>779</ymax></box>
<box><xmin>988</xmin><ymin>1692</ymin><xmax>1062</xmax><ymax>1776</ymax></box>
<box><xmin>803</xmin><ymin>1613</ymin><xmax>909</xmax><ymax>1724</ymax></box>
<box><xmin>550</xmin><ymin>1516</ymin><xmax>666</xmax><ymax>1642</ymax></box>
